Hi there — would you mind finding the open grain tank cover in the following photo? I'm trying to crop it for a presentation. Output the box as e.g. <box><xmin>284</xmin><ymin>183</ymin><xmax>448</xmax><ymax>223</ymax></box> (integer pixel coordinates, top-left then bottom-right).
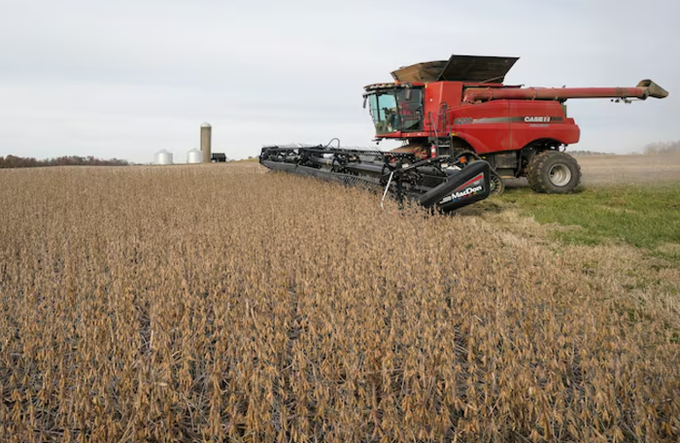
<box><xmin>391</xmin><ymin>55</ymin><xmax>519</xmax><ymax>84</ymax></box>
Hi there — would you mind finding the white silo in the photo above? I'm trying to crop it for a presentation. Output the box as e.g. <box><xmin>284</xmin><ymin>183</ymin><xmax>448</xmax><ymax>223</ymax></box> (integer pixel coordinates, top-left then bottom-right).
<box><xmin>154</xmin><ymin>149</ymin><xmax>173</xmax><ymax>165</ymax></box>
<box><xmin>187</xmin><ymin>148</ymin><xmax>202</xmax><ymax>164</ymax></box>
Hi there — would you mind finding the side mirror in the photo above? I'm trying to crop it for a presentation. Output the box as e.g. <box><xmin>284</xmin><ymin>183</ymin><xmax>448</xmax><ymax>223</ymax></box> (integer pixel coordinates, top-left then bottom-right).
<box><xmin>405</xmin><ymin>88</ymin><xmax>412</xmax><ymax>101</ymax></box>
<box><xmin>362</xmin><ymin>95</ymin><xmax>368</xmax><ymax>109</ymax></box>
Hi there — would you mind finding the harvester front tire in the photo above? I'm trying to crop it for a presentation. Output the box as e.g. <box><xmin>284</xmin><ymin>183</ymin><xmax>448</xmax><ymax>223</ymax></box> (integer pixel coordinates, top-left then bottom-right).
<box><xmin>527</xmin><ymin>150</ymin><xmax>581</xmax><ymax>194</ymax></box>
<box><xmin>489</xmin><ymin>170</ymin><xmax>505</xmax><ymax>196</ymax></box>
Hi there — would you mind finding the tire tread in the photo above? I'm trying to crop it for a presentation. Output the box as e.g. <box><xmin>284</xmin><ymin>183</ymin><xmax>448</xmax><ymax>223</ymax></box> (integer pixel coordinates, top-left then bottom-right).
<box><xmin>527</xmin><ymin>150</ymin><xmax>581</xmax><ymax>194</ymax></box>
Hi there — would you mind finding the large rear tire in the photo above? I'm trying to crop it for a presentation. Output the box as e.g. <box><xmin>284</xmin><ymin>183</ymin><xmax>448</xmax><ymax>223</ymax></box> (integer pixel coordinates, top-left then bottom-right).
<box><xmin>527</xmin><ymin>150</ymin><xmax>581</xmax><ymax>194</ymax></box>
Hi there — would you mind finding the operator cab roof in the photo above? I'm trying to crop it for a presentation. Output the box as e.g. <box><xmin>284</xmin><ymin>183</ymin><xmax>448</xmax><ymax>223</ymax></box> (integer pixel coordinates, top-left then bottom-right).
<box><xmin>391</xmin><ymin>54</ymin><xmax>519</xmax><ymax>84</ymax></box>
<box><xmin>364</xmin><ymin>82</ymin><xmax>424</xmax><ymax>92</ymax></box>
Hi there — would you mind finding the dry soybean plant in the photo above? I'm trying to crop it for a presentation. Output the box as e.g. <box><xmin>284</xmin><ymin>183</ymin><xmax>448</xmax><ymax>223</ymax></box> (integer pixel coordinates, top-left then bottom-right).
<box><xmin>0</xmin><ymin>164</ymin><xmax>678</xmax><ymax>442</ymax></box>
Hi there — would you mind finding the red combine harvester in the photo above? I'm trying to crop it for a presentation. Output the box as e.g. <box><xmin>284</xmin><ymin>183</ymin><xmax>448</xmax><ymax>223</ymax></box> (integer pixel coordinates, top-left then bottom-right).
<box><xmin>261</xmin><ymin>55</ymin><xmax>668</xmax><ymax>211</ymax></box>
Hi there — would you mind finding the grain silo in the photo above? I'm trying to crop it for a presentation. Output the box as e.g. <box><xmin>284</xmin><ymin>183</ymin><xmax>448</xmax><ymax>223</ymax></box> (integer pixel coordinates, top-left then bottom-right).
<box><xmin>187</xmin><ymin>148</ymin><xmax>202</xmax><ymax>164</ymax></box>
<box><xmin>200</xmin><ymin>123</ymin><xmax>212</xmax><ymax>163</ymax></box>
<box><xmin>154</xmin><ymin>149</ymin><xmax>173</xmax><ymax>165</ymax></box>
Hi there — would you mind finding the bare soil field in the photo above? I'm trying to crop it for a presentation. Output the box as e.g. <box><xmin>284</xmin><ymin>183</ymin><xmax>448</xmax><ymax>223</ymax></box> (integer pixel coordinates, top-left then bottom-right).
<box><xmin>503</xmin><ymin>153</ymin><xmax>680</xmax><ymax>189</ymax></box>
<box><xmin>0</xmin><ymin>164</ymin><xmax>678</xmax><ymax>442</ymax></box>
<box><xmin>577</xmin><ymin>153</ymin><xmax>680</xmax><ymax>185</ymax></box>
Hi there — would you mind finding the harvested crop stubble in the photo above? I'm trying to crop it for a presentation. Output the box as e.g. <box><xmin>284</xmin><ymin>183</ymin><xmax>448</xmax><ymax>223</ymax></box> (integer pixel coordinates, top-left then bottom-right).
<box><xmin>0</xmin><ymin>164</ymin><xmax>678</xmax><ymax>443</ymax></box>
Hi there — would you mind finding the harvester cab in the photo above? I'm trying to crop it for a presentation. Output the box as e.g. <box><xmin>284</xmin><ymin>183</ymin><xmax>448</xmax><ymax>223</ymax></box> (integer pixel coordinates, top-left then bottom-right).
<box><xmin>363</xmin><ymin>84</ymin><xmax>424</xmax><ymax>135</ymax></box>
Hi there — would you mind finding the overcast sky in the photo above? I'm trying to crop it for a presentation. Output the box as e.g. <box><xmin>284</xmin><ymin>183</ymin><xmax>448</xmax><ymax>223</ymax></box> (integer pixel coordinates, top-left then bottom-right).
<box><xmin>1</xmin><ymin>0</ymin><xmax>678</xmax><ymax>163</ymax></box>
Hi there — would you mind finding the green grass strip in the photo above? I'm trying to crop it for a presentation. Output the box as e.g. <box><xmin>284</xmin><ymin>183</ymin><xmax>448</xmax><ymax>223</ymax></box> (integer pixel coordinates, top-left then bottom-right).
<box><xmin>505</xmin><ymin>183</ymin><xmax>680</xmax><ymax>254</ymax></box>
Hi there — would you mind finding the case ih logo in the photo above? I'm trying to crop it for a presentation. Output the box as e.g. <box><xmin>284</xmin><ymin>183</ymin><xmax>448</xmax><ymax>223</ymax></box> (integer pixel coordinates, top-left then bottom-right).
<box><xmin>440</xmin><ymin>173</ymin><xmax>485</xmax><ymax>204</ymax></box>
<box><xmin>524</xmin><ymin>116</ymin><xmax>552</xmax><ymax>123</ymax></box>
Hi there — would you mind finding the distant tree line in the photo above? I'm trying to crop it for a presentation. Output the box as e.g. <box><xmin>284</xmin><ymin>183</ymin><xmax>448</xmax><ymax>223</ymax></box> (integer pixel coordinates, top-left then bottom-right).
<box><xmin>643</xmin><ymin>140</ymin><xmax>680</xmax><ymax>155</ymax></box>
<box><xmin>0</xmin><ymin>155</ymin><xmax>130</xmax><ymax>169</ymax></box>
<box><xmin>570</xmin><ymin>150</ymin><xmax>616</xmax><ymax>156</ymax></box>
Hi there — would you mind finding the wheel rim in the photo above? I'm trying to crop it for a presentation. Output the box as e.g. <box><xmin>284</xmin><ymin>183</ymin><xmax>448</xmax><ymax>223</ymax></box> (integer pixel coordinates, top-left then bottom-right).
<box><xmin>490</xmin><ymin>175</ymin><xmax>501</xmax><ymax>194</ymax></box>
<box><xmin>549</xmin><ymin>164</ymin><xmax>572</xmax><ymax>187</ymax></box>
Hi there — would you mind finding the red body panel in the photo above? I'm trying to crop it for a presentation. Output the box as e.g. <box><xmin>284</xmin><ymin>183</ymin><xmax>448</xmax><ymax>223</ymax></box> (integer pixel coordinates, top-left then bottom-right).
<box><xmin>381</xmin><ymin>81</ymin><xmax>581</xmax><ymax>154</ymax></box>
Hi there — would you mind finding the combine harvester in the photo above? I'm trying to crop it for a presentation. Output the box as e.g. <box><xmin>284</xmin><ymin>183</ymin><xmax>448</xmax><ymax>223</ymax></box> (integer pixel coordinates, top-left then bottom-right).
<box><xmin>260</xmin><ymin>55</ymin><xmax>668</xmax><ymax>212</ymax></box>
